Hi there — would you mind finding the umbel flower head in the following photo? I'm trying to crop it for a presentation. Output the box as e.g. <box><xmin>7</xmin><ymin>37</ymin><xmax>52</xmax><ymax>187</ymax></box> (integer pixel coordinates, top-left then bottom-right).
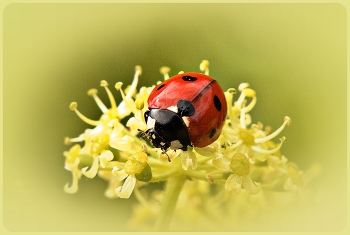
<box><xmin>63</xmin><ymin>60</ymin><xmax>320</xmax><ymax>231</ymax></box>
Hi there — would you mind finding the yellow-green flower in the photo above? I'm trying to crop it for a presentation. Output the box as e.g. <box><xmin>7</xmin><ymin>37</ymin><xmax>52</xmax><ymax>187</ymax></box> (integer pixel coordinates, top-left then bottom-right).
<box><xmin>112</xmin><ymin>152</ymin><xmax>150</xmax><ymax>198</ymax></box>
<box><xmin>224</xmin><ymin>153</ymin><xmax>260</xmax><ymax>194</ymax></box>
<box><xmin>62</xmin><ymin>60</ymin><xmax>317</xmax><ymax>231</ymax></box>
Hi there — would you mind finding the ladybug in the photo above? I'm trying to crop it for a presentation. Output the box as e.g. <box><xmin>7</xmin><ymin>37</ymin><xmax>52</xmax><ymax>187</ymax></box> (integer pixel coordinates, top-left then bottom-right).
<box><xmin>144</xmin><ymin>72</ymin><xmax>227</xmax><ymax>153</ymax></box>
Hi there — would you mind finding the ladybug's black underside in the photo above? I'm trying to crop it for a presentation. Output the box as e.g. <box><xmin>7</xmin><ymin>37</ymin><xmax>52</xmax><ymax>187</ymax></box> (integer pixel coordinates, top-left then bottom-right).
<box><xmin>144</xmin><ymin>108</ymin><xmax>191</xmax><ymax>151</ymax></box>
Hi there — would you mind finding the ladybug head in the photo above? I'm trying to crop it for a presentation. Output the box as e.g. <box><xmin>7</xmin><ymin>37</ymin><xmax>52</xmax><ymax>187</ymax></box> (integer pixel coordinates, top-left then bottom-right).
<box><xmin>143</xmin><ymin>109</ymin><xmax>191</xmax><ymax>152</ymax></box>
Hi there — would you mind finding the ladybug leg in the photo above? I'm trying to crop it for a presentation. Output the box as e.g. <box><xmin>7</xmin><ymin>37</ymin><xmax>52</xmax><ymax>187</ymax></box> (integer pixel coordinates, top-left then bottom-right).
<box><xmin>139</xmin><ymin>128</ymin><xmax>172</xmax><ymax>162</ymax></box>
<box><xmin>162</xmin><ymin>149</ymin><xmax>171</xmax><ymax>162</ymax></box>
<box><xmin>137</xmin><ymin>129</ymin><xmax>147</xmax><ymax>138</ymax></box>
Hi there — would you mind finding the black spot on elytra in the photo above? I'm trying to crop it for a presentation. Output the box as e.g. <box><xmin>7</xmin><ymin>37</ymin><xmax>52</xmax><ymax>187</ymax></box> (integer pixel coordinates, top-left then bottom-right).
<box><xmin>210</xmin><ymin>128</ymin><xmax>216</xmax><ymax>138</ymax></box>
<box><xmin>177</xmin><ymin>100</ymin><xmax>195</xmax><ymax>116</ymax></box>
<box><xmin>182</xmin><ymin>76</ymin><xmax>197</xmax><ymax>82</ymax></box>
<box><xmin>156</xmin><ymin>84</ymin><xmax>165</xmax><ymax>91</ymax></box>
<box><xmin>213</xmin><ymin>95</ymin><xmax>222</xmax><ymax>111</ymax></box>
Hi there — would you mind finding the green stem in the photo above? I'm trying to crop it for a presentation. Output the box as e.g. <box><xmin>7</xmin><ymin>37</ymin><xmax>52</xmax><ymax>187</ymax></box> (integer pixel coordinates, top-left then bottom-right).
<box><xmin>154</xmin><ymin>174</ymin><xmax>186</xmax><ymax>231</ymax></box>
<box><xmin>150</xmin><ymin>168</ymin><xmax>178</xmax><ymax>182</ymax></box>
<box><xmin>185</xmin><ymin>170</ymin><xmax>225</xmax><ymax>182</ymax></box>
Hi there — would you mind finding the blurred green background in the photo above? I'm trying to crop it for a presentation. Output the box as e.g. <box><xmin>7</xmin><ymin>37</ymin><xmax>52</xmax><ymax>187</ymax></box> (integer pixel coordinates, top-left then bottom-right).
<box><xmin>3</xmin><ymin>3</ymin><xmax>347</xmax><ymax>232</ymax></box>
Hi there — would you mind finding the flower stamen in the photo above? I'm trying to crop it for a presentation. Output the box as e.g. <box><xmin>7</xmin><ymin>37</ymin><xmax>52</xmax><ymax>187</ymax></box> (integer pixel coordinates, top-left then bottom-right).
<box><xmin>245</xmin><ymin>95</ymin><xmax>257</xmax><ymax>113</ymax></box>
<box><xmin>115</xmin><ymin>80</ymin><xmax>138</xmax><ymax>118</ymax></box>
<box><xmin>64</xmin><ymin>137</ymin><xmax>71</xmax><ymax>145</ymax></box>
<box><xmin>240</xmin><ymin>102</ymin><xmax>247</xmax><ymax>128</ymax></box>
<box><xmin>252</xmin><ymin>136</ymin><xmax>286</xmax><ymax>154</ymax></box>
<box><xmin>127</xmin><ymin>65</ymin><xmax>142</xmax><ymax>100</ymax></box>
<box><xmin>235</xmin><ymin>83</ymin><xmax>249</xmax><ymax>106</ymax></box>
<box><xmin>226</xmin><ymin>88</ymin><xmax>237</xmax><ymax>124</ymax></box>
<box><xmin>87</xmin><ymin>88</ymin><xmax>108</xmax><ymax>113</ymax></box>
<box><xmin>65</xmin><ymin>135</ymin><xmax>85</xmax><ymax>144</ymax></box>
<box><xmin>199</xmin><ymin>60</ymin><xmax>210</xmax><ymax>75</ymax></box>
<box><xmin>255</xmin><ymin>116</ymin><xmax>292</xmax><ymax>144</ymax></box>
<box><xmin>69</xmin><ymin>102</ymin><xmax>99</xmax><ymax>126</ymax></box>
<box><xmin>160</xmin><ymin>66</ymin><xmax>171</xmax><ymax>80</ymax></box>
<box><xmin>100</xmin><ymin>80</ymin><xmax>118</xmax><ymax>116</ymax></box>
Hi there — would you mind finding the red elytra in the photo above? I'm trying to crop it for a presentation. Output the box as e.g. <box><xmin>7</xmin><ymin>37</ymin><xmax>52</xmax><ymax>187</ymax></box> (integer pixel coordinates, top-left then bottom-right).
<box><xmin>145</xmin><ymin>72</ymin><xmax>227</xmax><ymax>151</ymax></box>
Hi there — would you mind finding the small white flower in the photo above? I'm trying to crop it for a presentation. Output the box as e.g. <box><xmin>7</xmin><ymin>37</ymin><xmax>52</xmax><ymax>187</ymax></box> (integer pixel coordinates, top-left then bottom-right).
<box><xmin>81</xmin><ymin>156</ymin><xmax>99</xmax><ymax>178</ymax></box>
<box><xmin>98</xmin><ymin>169</ymin><xmax>123</xmax><ymax>199</ymax></box>
<box><xmin>225</xmin><ymin>173</ymin><xmax>260</xmax><ymax>195</ymax></box>
<box><xmin>99</xmin><ymin>150</ymin><xmax>114</xmax><ymax>168</ymax></box>
<box><xmin>181</xmin><ymin>148</ymin><xmax>197</xmax><ymax>170</ymax></box>
<box><xmin>225</xmin><ymin>173</ymin><xmax>242</xmax><ymax>194</ymax></box>
<box><xmin>111</xmin><ymin>152</ymin><xmax>149</xmax><ymax>199</ymax></box>
<box><xmin>109</xmin><ymin>135</ymin><xmax>134</xmax><ymax>152</ymax></box>
<box><xmin>115</xmin><ymin>174</ymin><xmax>137</xmax><ymax>199</ymax></box>
<box><xmin>64</xmin><ymin>157</ymin><xmax>82</xmax><ymax>194</ymax></box>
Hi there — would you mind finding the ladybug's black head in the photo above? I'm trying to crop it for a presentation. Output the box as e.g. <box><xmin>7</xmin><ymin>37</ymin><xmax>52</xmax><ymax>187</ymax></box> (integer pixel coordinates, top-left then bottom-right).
<box><xmin>144</xmin><ymin>109</ymin><xmax>191</xmax><ymax>152</ymax></box>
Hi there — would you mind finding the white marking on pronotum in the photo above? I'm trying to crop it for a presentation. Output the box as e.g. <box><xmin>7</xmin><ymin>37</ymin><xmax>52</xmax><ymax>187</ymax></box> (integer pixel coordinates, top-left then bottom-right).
<box><xmin>147</xmin><ymin>116</ymin><xmax>156</xmax><ymax>129</ymax></box>
<box><xmin>167</xmin><ymin>105</ymin><xmax>178</xmax><ymax>113</ymax></box>
<box><xmin>182</xmin><ymin>116</ymin><xmax>190</xmax><ymax>127</ymax></box>
<box><xmin>170</xmin><ymin>140</ymin><xmax>183</xmax><ymax>150</ymax></box>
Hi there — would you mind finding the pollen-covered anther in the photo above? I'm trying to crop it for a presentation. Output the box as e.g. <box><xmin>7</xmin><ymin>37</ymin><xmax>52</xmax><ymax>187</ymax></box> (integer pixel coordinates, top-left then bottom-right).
<box><xmin>227</xmin><ymin>88</ymin><xmax>236</xmax><ymax>94</ymax></box>
<box><xmin>200</xmin><ymin>60</ymin><xmax>210</xmax><ymax>75</ymax></box>
<box><xmin>160</xmin><ymin>66</ymin><xmax>171</xmax><ymax>80</ymax></box>
<box><xmin>242</xmin><ymin>88</ymin><xmax>256</xmax><ymax>98</ymax></box>
<box><xmin>69</xmin><ymin>102</ymin><xmax>77</xmax><ymax>111</ymax></box>
<box><xmin>115</xmin><ymin>82</ymin><xmax>123</xmax><ymax>90</ymax></box>
<box><xmin>100</xmin><ymin>80</ymin><xmax>108</xmax><ymax>87</ymax></box>
<box><xmin>238</xmin><ymin>83</ymin><xmax>249</xmax><ymax>92</ymax></box>
<box><xmin>135</xmin><ymin>65</ymin><xmax>142</xmax><ymax>75</ymax></box>
<box><xmin>160</xmin><ymin>66</ymin><xmax>170</xmax><ymax>74</ymax></box>
<box><xmin>87</xmin><ymin>88</ymin><xmax>98</xmax><ymax>96</ymax></box>
<box><xmin>64</xmin><ymin>137</ymin><xmax>71</xmax><ymax>145</ymax></box>
<box><xmin>284</xmin><ymin>116</ymin><xmax>292</xmax><ymax>126</ymax></box>
<box><xmin>69</xmin><ymin>102</ymin><xmax>99</xmax><ymax>126</ymax></box>
<box><xmin>279</xmin><ymin>136</ymin><xmax>286</xmax><ymax>144</ymax></box>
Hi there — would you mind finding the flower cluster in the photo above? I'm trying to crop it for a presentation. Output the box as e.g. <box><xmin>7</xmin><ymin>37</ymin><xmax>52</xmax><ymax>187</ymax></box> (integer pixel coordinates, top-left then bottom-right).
<box><xmin>63</xmin><ymin>60</ymin><xmax>320</xmax><ymax>230</ymax></box>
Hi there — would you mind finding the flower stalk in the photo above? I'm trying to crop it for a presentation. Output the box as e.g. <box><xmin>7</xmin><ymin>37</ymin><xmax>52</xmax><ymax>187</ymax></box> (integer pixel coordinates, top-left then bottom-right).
<box><xmin>154</xmin><ymin>174</ymin><xmax>186</xmax><ymax>231</ymax></box>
